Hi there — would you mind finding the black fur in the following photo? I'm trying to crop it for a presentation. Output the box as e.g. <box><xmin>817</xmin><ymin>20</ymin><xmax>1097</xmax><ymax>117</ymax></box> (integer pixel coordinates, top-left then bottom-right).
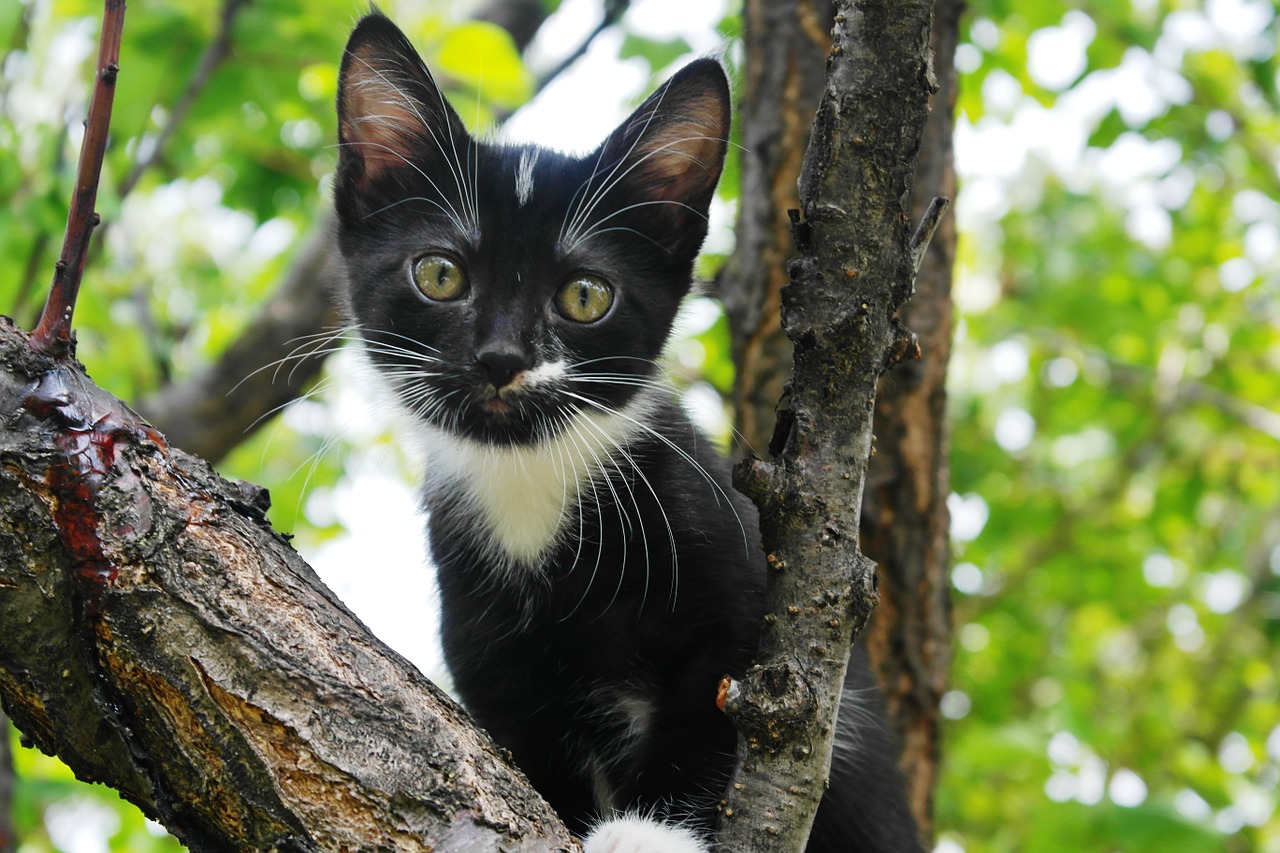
<box><xmin>334</xmin><ymin>12</ymin><xmax>921</xmax><ymax>851</ymax></box>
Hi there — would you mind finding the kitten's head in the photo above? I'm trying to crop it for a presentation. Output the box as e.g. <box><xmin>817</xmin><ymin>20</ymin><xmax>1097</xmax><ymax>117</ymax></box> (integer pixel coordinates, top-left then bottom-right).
<box><xmin>334</xmin><ymin>12</ymin><xmax>729</xmax><ymax>446</ymax></box>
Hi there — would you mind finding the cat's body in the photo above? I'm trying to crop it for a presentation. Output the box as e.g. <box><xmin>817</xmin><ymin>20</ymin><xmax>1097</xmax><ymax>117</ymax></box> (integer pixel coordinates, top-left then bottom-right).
<box><xmin>428</xmin><ymin>389</ymin><xmax>763</xmax><ymax>832</ymax></box>
<box><xmin>334</xmin><ymin>12</ymin><xmax>921</xmax><ymax>852</ymax></box>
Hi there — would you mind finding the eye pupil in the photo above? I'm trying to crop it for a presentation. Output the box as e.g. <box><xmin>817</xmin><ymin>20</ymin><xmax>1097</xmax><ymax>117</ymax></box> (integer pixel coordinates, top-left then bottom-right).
<box><xmin>412</xmin><ymin>254</ymin><xmax>467</xmax><ymax>301</ymax></box>
<box><xmin>557</xmin><ymin>276</ymin><xmax>613</xmax><ymax>323</ymax></box>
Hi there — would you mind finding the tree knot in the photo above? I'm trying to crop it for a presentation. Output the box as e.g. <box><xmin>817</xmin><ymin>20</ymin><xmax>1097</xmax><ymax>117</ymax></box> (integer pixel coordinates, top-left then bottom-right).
<box><xmin>720</xmin><ymin>662</ymin><xmax>818</xmax><ymax>752</ymax></box>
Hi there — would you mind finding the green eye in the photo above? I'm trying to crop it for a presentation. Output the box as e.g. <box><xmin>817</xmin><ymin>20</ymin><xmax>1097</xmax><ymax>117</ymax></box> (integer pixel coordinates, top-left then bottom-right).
<box><xmin>556</xmin><ymin>276</ymin><xmax>613</xmax><ymax>323</ymax></box>
<box><xmin>412</xmin><ymin>254</ymin><xmax>468</xmax><ymax>301</ymax></box>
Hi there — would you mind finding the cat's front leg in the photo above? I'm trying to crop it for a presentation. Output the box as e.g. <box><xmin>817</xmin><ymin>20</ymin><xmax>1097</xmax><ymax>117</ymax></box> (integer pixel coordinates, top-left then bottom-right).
<box><xmin>582</xmin><ymin>815</ymin><xmax>710</xmax><ymax>853</ymax></box>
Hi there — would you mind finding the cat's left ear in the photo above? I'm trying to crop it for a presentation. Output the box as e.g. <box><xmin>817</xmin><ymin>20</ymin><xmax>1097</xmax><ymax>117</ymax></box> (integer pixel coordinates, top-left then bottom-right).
<box><xmin>336</xmin><ymin>12</ymin><xmax>468</xmax><ymax>190</ymax></box>
<box><xmin>597</xmin><ymin>59</ymin><xmax>730</xmax><ymax>229</ymax></box>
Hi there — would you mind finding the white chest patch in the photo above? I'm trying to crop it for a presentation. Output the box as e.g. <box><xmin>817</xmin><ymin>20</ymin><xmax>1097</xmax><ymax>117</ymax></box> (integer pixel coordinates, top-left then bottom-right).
<box><xmin>420</xmin><ymin>391</ymin><xmax>655</xmax><ymax>572</ymax></box>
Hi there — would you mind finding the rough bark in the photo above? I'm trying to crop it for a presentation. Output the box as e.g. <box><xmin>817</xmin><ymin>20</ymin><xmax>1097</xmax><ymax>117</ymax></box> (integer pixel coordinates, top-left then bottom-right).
<box><xmin>859</xmin><ymin>0</ymin><xmax>958</xmax><ymax>839</ymax></box>
<box><xmin>717</xmin><ymin>1</ymin><xmax>938</xmax><ymax>850</ymax></box>
<box><xmin>722</xmin><ymin>0</ymin><xmax>955</xmax><ymax>838</ymax></box>
<box><xmin>0</xmin><ymin>319</ymin><xmax>577</xmax><ymax>851</ymax></box>
<box><xmin>721</xmin><ymin>0</ymin><xmax>832</xmax><ymax>456</ymax></box>
<box><xmin>2</xmin><ymin>3</ymin><xmax>949</xmax><ymax>849</ymax></box>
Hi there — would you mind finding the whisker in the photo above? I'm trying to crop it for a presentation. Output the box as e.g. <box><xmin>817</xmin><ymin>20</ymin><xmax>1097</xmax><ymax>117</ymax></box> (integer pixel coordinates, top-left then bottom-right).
<box><xmin>560</xmin><ymin>389</ymin><xmax>749</xmax><ymax>559</ymax></box>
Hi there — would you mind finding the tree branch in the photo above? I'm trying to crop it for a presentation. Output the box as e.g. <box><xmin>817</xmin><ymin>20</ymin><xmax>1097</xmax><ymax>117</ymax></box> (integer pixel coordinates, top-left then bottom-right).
<box><xmin>720</xmin><ymin>0</ymin><xmax>833</xmax><ymax>456</ymax></box>
<box><xmin>135</xmin><ymin>217</ymin><xmax>342</xmax><ymax>461</ymax></box>
<box><xmin>29</xmin><ymin>0</ymin><xmax>126</xmax><ymax>357</ymax></box>
<box><xmin>117</xmin><ymin>0</ymin><xmax>250</xmax><ymax>200</ymax></box>
<box><xmin>718</xmin><ymin>2</ymin><xmax>937</xmax><ymax>849</ymax></box>
<box><xmin>0</xmin><ymin>319</ymin><xmax>578</xmax><ymax>851</ymax></box>
<box><xmin>474</xmin><ymin>0</ymin><xmax>549</xmax><ymax>53</ymax></box>
<box><xmin>530</xmin><ymin>0</ymin><xmax>630</xmax><ymax>98</ymax></box>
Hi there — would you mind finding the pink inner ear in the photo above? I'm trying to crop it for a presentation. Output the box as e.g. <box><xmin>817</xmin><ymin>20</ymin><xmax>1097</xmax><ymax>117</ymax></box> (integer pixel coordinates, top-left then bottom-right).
<box><xmin>340</xmin><ymin>61</ymin><xmax>430</xmax><ymax>179</ymax></box>
<box><xmin>629</xmin><ymin>91</ymin><xmax>728</xmax><ymax>201</ymax></box>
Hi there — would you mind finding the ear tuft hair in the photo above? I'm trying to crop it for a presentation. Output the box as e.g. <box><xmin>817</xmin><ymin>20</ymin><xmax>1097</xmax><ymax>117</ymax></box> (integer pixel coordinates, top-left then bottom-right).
<box><xmin>336</xmin><ymin>12</ymin><xmax>466</xmax><ymax>184</ymax></box>
<box><xmin>597</xmin><ymin>59</ymin><xmax>731</xmax><ymax>207</ymax></box>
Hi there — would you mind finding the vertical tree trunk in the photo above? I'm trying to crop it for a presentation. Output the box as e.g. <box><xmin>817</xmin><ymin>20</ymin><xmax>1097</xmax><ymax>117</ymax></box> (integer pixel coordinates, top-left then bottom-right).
<box><xmin>717</xmin><ymin>1</ymin><xmax>939</xmax><ymax>849</ymax></box>
<box><xmin>721</xmin><ymin>0</ymin><xmax>833</xmax><ymax>456</ymax></box>
<box><xmin>722</xmin><ymin>0</ymin><xmax>956</xmax><ymax>839</ymax></box>
<box><xmin>859</xmin><ymin>0</ymin><xmax>959</xmax><ymax>839</ymax></box>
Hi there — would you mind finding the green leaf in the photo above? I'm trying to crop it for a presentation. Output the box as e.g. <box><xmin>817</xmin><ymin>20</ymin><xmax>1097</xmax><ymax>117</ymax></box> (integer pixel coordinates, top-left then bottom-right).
<box><xmin>433</xmin><ymin>21</ymin><xmax>533</xmax><ymax>115</ymax></box>
<box><xmin>619</xmin><ymin>34</ymin><xmax>694</xmax><ymax>72</ymax></box>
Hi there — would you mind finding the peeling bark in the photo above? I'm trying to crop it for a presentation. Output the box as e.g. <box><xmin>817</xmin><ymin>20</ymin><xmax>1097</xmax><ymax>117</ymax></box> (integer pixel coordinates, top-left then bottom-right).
<box><xmin>718</xmin><ymin>2</ymin><xmax>939</xmax><ymax>850</ymax></box>
<box><xmin>0</xmin><ymin>319</ymin><xmax>577</xmax><ymax>852</ymax></box>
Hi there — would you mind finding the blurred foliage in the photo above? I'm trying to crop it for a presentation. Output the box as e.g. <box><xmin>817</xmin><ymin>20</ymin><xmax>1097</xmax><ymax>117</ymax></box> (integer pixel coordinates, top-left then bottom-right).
<box><xmin>940</xmin><ymin>1</ymin><xmax>1280</xmax><ymax>851</ymax></box>
<box><xmin>2</xmin><ymin>0</ymin><xmax>1278</xmax><ymax>852</ymax></box>
<box><xmin>6</xmin><ymin>727</ymin><xmax>182</xmax><ymax>853</ymax></box>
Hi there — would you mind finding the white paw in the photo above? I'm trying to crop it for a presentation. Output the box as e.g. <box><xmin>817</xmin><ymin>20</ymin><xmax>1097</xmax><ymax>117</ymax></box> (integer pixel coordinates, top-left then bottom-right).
<box><xmin>582</xmin><ymin>815</ymin><xmax>709</xmax><ymax>853</ymax></box>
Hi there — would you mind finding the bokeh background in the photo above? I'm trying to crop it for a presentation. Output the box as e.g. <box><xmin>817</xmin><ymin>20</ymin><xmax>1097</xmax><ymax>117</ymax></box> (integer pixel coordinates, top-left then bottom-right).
<box><xmin>0</xmin><ymin>1</ymin><xmax>1277</xmax><ymax>851</ymax></box>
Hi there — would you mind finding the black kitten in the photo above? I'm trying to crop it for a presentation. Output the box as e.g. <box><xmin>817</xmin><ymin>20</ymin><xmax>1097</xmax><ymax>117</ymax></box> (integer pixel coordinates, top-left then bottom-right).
<box><xmin>334</xmin><ymin>12</ymin><xmax>921</xmax><ymax>852</ymax></box>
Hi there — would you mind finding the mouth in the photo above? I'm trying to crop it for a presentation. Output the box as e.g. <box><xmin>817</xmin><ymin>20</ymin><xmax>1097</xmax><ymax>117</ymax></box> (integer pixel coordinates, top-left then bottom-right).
<box><xmin>444</xmin><ymin>383</ymin><xmax>549</xmax><ymax>445</ymax></box>
<box><xmin>479</xmin><ymin>382</ymin><xmax>518</xmax><ymax>415</ymax></box>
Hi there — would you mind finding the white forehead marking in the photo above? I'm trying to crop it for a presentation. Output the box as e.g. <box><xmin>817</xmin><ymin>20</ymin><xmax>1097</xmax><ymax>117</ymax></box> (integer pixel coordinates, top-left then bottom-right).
<box><xmin>516</xmin><ymin>148</ymin><xmax>538</xmax><ymax>207</ymax></box>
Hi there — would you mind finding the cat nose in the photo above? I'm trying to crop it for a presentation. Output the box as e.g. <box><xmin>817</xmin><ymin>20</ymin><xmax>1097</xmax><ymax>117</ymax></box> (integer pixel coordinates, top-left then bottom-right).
<box><xmin>476</xmin><ymin>346</ymin><xmax>529</xmax><ymax>388</ymax></box>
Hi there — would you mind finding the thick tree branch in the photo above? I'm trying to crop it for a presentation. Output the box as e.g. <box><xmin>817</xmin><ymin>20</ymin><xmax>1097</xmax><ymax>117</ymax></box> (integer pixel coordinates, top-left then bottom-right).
<box><xmin>30</xmin><ymin>0</ymin><xmax>126</xmax><ymax>357</ymax></box>
<box><xmin>718</xmin><ymin>2</ymin><xmax>937</xmax><ymax>849</ymax></box>
<box><xmin>0</xmin><ymin>319</ymin><xmax>577</xmax><ymax>851</ymax></box>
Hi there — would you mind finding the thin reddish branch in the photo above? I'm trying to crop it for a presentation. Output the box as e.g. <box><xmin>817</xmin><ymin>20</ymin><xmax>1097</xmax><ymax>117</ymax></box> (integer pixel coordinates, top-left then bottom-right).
<box><xmin>30</xmin><ymin>0</ymin><xmax>127</xmax><ymax>357</ymax></box>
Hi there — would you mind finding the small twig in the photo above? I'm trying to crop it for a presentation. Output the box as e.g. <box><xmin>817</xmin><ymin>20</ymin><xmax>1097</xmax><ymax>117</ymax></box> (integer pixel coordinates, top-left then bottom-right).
<box><xmin>29</xmin><ymin>0</ymin><xmax>127</xmax><ymax>357</ymax></box>
<box><xmin>117</xmin><ymin>0</ymin><xmax>247</xmax><ymax>199</ymax></box>
<box><xmin>909</xmin><ymin>195</ymin><xmax>949</xmax><ymax>278</ymax></box>
<box><xmin>531</xmin><ymin>0</ymin><xmax>630</xmax><ymax>98</ymax></box>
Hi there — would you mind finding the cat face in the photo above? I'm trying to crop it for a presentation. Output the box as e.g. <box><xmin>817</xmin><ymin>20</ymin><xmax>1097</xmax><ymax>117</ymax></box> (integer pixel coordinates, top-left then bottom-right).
<box><xmin>334</xmin><ymin>13</ymin><xmax>729</xmax><ymax>447</ymax></box>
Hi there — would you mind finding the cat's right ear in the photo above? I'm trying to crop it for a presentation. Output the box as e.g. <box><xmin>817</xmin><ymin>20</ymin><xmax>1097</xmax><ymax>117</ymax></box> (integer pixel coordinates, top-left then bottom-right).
<box><xmin>336</xmin><ymin>12</ymin><xmax>467</xmax><ymax>194</ymax></box>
